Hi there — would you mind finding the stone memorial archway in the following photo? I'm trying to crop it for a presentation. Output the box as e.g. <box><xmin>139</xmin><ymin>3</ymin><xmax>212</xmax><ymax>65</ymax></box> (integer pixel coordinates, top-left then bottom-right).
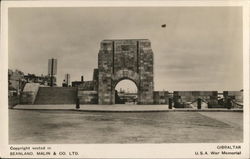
<box><xmin>98</xmin><ymin>39</ymin><xmax>154</xmax><ymax>104</ymax></box>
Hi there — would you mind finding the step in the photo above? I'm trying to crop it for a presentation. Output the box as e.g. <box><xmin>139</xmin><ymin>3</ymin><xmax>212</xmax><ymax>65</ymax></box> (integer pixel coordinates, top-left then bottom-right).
<box><xmin>34</xmin><ymin>87</ymin><xmax>77</xmax><ymax>104</ymax></box>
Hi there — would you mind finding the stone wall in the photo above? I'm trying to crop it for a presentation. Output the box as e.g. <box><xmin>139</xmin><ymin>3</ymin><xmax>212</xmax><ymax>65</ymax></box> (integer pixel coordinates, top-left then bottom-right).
<box><xmin>8</xmin><ymin>96</ymin><xmax>20</xmax><ymax>108</ymax></box>
<box><xmin>98</xmin><ymin>40</ymin><xmax>115</xmax><ymax>104</ymax></box>
<box><xmin>173</xmin><ymin>91</ymin><xmax>218</xmax><ymax>108</ymax></box>
<box><xmin>79</xmin><ymin>81</ymin><xmax>94</xmax><ymax>91</ymax></box>
<box><xmin>78</xmin><ymin>90</ymin><xmax>98</xmax><ymax>104</ymax></box>
<box><xmin>76</xmin><ymin>69</ymin><xmax>99</xmax><ymax>104</ymax></box>
<box><xmin>153</xmin><ymin>91</ymin><xmax>169</xmax><ymax>104</ymax></box>
<box><xmin>98</xmin><ymin>39</ymin><xmax>154</xmax><ymax>105</ymax></box>
<box><xmin>93</xmin><ymin>68</ymin><xmax>99</xmax><ymax>91</ymax></box>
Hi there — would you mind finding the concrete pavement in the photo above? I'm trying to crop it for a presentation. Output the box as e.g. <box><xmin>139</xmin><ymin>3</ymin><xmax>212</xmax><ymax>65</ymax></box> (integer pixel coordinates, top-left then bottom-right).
<box><xmin>13</xmin><ymin>104</ymin><xmax>243</xmax><ymax>112</ymax></box>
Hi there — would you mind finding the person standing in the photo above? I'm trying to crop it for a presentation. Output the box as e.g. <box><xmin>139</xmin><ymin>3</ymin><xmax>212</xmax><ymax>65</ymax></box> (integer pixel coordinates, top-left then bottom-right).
<box><xmin>76</xmin><ymin>97</ymin><xmax>80</xmax><ymax>109</ymax></box>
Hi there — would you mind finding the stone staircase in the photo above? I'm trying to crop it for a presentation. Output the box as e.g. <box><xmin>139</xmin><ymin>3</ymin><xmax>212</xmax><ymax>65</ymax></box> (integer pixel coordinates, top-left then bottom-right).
<box><xmin>34</xmin><ymin>87</ymin><xmax>77</xmax><ymax>104</ymax></box>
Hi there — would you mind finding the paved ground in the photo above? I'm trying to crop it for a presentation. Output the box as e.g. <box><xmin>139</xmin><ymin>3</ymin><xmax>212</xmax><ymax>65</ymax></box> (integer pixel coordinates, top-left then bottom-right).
<box><xmin>9</xmin><ymin>109</ymin><xmax>243</xmax><ymax>144</ymax></box>
<box><xmin>14</xmin><ymin>104</ymin><xmax>242</xmax><ymax>112</ymax></box>
<box><xmin>14</xmin><ymin>104</ymin><xmax>170</xmax><ymax>111</ymax></box>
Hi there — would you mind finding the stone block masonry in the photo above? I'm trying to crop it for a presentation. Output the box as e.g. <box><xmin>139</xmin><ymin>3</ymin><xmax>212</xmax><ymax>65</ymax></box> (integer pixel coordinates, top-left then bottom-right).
<box><xmin>153</xmin><ymin>91</ymin><xmax>170</xmax><ymax>104</ymax></box>
<box><xmin>98</xmin><ymin>39</ymin><xmax>154</xmax><ymax>104</ymax></box>
<box><xmin>78</xmin><ymin>90</ymin><xmax>98</xmax><ymax>104</ymax></box>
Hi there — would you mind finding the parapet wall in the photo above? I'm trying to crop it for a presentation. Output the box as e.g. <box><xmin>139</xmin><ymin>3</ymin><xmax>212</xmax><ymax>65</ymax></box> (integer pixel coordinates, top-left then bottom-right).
<box><xmin>78</xmin><ymin>90</ymin><xmax>98</xmax><ymax>104</ymax></box>
<box><xmin>153</xmin><ymin>91</ymin><xmax>169</xmax><ymax>104</ymax></box>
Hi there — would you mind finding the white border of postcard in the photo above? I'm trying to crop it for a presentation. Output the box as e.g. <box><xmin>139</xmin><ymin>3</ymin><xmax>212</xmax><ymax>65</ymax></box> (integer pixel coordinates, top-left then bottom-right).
<box><xmin>0</xmin><ymin>0</ymin><xmax>249</xmax><ymax>158</ymax></box>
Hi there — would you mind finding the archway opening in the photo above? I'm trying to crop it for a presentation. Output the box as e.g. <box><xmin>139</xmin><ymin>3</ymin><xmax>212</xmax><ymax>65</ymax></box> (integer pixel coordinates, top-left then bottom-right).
<box><xmin>115</xmin><ymin>79</ymin><xmax>138</xmax><ymax>104</ymax></box>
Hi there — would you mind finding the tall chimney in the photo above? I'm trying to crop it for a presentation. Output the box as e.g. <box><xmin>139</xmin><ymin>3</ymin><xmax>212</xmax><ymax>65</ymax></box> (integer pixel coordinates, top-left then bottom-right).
<box><xmin>81</xmin><ymin>76</ymin><xmax>84</xmax><ymax>82</ymax></box>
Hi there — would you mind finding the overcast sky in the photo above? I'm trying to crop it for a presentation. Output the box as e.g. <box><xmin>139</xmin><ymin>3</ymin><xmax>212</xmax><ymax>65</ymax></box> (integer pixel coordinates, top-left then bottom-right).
<box><xmin>8</xmin><ymin>7</ymin><xmax>243</xmax><ymax>91</ymax></box>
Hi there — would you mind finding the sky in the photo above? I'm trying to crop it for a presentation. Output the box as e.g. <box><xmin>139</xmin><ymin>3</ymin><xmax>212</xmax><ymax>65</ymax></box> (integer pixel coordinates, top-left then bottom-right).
<box><xmin>8</xmin><ymin>7</ymin><xmax>243</xmax><ymax>91</ymax></box>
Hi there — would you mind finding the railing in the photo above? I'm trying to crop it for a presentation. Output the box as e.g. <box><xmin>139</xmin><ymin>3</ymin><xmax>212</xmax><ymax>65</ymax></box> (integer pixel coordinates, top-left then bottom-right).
<box><xmin>231</xmin><ymin>100</ymin><xmax>243</xmax><ymax>108</ymax></box>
